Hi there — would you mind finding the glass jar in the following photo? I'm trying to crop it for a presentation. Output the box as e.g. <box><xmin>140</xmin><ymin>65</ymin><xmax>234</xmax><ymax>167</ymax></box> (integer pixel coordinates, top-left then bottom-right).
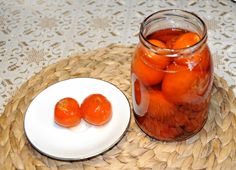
<box><xmin>131</xmin><ymin>9</ymin><xmax>213</xmax><ymax>141</ymax></box>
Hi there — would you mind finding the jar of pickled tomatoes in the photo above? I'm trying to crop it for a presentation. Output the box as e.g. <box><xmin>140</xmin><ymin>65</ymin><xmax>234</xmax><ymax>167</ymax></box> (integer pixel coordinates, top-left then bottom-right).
<box><xmin>131</xmin><ymin>9</ymin><xmax>213</xmax><ymax>141</ymax></box>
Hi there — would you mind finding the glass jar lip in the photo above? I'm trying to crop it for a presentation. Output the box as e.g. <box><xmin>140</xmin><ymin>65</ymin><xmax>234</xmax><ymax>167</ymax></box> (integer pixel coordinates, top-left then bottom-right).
<box><xmin>139</xmin><ymin>9</ymin><xmax>208</xmax><ymax>57</ymax></box>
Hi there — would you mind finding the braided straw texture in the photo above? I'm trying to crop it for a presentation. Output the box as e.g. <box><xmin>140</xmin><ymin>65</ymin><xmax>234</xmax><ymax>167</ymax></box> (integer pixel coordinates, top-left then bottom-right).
<box><xmin>0</xmin><ymin>45</ymin><xmax>236</xmax><ymax>170</ymax></box>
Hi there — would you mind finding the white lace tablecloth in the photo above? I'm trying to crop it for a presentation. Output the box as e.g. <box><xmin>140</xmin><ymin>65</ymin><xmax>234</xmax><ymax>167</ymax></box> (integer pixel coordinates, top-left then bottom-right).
<box><xmin>0</xmin><ymin>0</ymin><xmax>236</xmax><ymax>114</ymax></box>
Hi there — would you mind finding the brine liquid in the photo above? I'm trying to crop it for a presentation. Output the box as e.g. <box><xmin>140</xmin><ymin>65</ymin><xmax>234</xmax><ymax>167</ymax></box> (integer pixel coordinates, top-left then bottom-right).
<box><xmin>132</xmin><ymin>28</ymin><xmax>213</xmax><ymax>141</ymax></box>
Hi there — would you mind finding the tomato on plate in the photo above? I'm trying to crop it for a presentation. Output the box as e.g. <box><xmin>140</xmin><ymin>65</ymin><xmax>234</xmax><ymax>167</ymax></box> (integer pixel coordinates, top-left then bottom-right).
<box><xmin>173</xmin><ymin>32</ymin><xmax>200</xmax><ymax>49</ymax></box>
<box><xmin>54</xmin><ymin>97</ymin><xmax>81</xmax><ymax>128</ymax></box>
<box><xmin>162</xmin><ymin>64</ymin><xmax>209</xmax><ymax>104</ymax></box>
<box><xmin>146</xmin><ymin>89</ymin><xmax>175</xmax><ymax>121</ymax></box>
<box><xmin>81</xmin><ymin>94</ymin><xmax>112</xmax><ymax>126</ymax></box>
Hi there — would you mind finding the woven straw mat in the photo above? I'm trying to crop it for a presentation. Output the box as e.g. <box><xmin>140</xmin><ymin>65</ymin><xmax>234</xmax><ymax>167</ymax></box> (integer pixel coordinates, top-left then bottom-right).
<box><xmin>0</xmin><ymin>45</ymin><xmax>236</xmax><ymax>170</ymax></box>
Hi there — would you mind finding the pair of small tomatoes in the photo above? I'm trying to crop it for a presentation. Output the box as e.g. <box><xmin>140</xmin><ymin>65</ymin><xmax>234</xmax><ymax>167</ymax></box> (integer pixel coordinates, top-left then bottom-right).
<box><xmin>54</xmin><ymin>94</ymin><xmax>112</xmax><ymax>128</ymax></box>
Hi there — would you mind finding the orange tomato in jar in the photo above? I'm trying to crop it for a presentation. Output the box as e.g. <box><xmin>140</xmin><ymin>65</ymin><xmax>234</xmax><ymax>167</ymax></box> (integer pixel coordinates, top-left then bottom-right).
<box><xmin>54</xmin><ymin>97</ymin><xmax>81</xmax><ymax>127</ymax></box>
<box><xmin>172</xmin><ymin>32</ymin><xmax>200</xmax><ymax>49</ymax></box>
<box><xmin>81</xmin><ymin>94</ymin><xmax>112</xmax><ymax>126</ymax></box>
<box><xmin>162</xmin><ymin>64</ymin><xmax>209</xmax><ymax>104</ymax></box>
<box><xmin>148</xmin><ymin>28</ymin><xmax>186</xmax><ymax>49</ymax></box>
<box><xmin>146</xmin><ymin>39</ymin><xmax>170</xmax><ymax>69</ymax></box>
<box><xmin>193</xmin><ymin>46</ymin><xmax>212</xmax><ymax>71</ymax></box>
<box><xmin>148</xmin><ymin>39</ymin><xmax>166</xmax><ymax>48</ymax></box>
<box><xmin>174</xmin><ymin>51</ymin><xmax>202</xmax><ymax>69</ymax></box>
<box><xmin>132</xmin><ymin>41</ymin><xmax>170</xmax><ymax>86</ymax></box>
<box><xmin>146</xmin><ymin>89</ymin><xmax>175</xmax><ymax>121</ymax></box>
<box><xmin>174</xmin><ymin>45</ymin><xmax>211</xmax><ymax>72</ymax></box>
<box><xmin>132</xmin><ymin>51</ymin><xmax>164</xmax><ymax>86</ymax></box>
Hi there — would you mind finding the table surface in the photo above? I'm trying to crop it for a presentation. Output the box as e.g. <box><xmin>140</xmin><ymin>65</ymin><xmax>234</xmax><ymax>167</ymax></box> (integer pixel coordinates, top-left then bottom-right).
<box><xmin>0</xmin><ymin>0</ymin><xmax>236</xmax><ymax>114</ymax></box>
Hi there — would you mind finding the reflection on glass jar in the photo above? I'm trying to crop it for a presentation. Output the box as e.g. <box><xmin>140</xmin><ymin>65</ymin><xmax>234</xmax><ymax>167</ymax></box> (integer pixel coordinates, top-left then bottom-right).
<box><xmin>131</xmin><ymin>9</ymin><xmax>213</xmax><ymax>141</ymax></box>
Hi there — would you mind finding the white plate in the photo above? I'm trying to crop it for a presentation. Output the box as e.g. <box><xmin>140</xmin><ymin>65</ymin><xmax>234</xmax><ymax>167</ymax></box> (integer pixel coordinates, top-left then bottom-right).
<box><xmin>24</xmin><ymin>78</ymin><xmax>131</xmax><ymax>160</ymax></box>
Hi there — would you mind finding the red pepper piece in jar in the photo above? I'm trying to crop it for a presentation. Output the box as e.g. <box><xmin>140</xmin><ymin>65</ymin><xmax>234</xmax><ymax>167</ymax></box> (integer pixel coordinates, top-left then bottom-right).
<box><xmin>132</xmin><ymin>77</ymin><xmax>150</xmax><ymax>116</ymax></box>
<box><xmin>134</xmin><ymin>79</ymin><xmax>141</xmax><ymax>105</ymax></box>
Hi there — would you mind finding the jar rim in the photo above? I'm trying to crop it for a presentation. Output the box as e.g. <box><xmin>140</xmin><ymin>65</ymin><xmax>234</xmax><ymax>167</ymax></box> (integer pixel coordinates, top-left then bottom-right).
<box><xmin>139</xmin><ymin>9</ymin><xmax>208</xmax><ymax>57</ymax></box>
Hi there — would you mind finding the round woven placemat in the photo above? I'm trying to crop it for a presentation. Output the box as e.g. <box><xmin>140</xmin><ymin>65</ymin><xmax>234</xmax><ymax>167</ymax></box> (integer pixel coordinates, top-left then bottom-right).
<box><xmin>1</xmin><ymin>45</ymin><xmax>236</xmax><ymax>170</ymax></box>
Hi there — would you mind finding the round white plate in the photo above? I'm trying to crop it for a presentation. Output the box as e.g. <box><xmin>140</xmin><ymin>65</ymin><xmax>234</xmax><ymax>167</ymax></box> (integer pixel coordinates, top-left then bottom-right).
<box><xmin>24</xmin><ymin>78</ymin><xmax>131</xmax><ymax>160</ymax></box>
